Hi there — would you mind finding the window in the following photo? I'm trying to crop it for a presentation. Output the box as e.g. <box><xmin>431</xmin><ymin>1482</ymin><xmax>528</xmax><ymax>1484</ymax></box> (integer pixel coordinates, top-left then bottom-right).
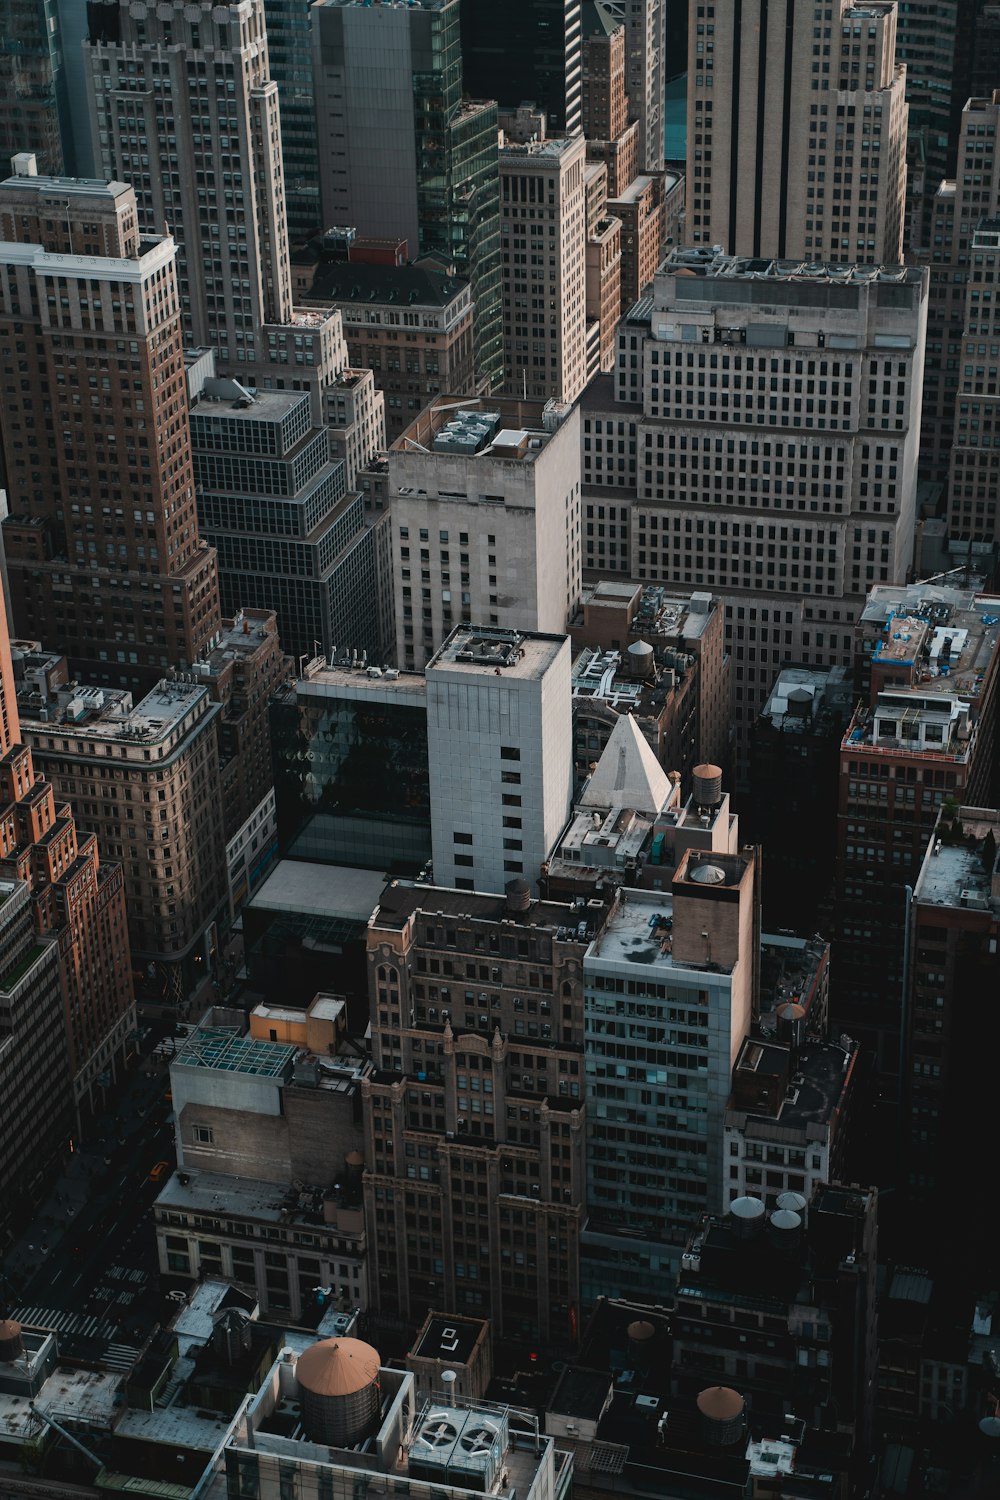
<box><xmin>194</xmin><ymin>1125</ymin><xmax>213</xmax><ymax>1145</ymax></box>
<box><xmin>500</xmin><ymin>746</ymin><xmax>521</xmax><ymax>761</ymax></box>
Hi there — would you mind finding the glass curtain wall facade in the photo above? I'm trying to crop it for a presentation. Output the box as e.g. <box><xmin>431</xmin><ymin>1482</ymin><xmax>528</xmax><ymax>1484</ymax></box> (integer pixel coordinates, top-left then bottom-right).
<box><xmin>270</xmin><ymin>689</ymin><xmax>430</xmax><ymax>873</ymax></box>
<box><xmin>263</xmin><ymin>0</ymin><xmax>321</xmax><ymax>243</ymax></box>
<box><xmin>413</xmin><ymin>3</ymin><xmax>502</xmax><ymax>389</ymax></box>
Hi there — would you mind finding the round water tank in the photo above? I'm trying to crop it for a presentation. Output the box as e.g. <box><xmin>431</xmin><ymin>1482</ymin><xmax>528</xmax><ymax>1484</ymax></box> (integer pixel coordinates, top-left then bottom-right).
<box><xmin>692</xmin><ymin>764</ymin><xmax>723</xmax><ymax>809</ymax></box>
<box><xmin>979</xmin><ymin>1416</ymin><xmax>1000</xmax><ymax>1440</ymax></box>
<box><xmin>505</xmin><ymin>877</ymin><xmax>531</xmax><ymax>913</ymax></box>
<box><xmin>776</xmin><ymin>1001</ymin><xmax>807</xmax><ymax>1050</ymax></box>
<box><xmin>0</xmin><ymin>1320</ymin><xmax>24</xmax><ymax>1362</ymax></box>
<box><xmin>775</xmin><ymin>1190</ymin><xmax>808</xmax><ymax>1217</ymax></box>
<box><xmin>729</xmin><ymin>1196</ymin><xmax>766</xmax><ymax>1237</ymax></box>
<box><xmin>768</xmin><ymin>1209</ymin><xmax>803</xmax><ymax>1250</ymax></box>
<box><xmin>626</xmin><ymin>639</ymin><xmax>655</xmax><ymax>679</ymax></box>
<box><xmin>785</xmin><ymin>687</ymin><xmax>813</xmax><ymax>719</ymax></box>
<box><xmin>689</xmin><ymin>861</ymin><xmax>726</xmax><ymax>886</ymax></box>
<box><xmin>296</xmin><ymin>1338</ymin><xmax>381</xmax><ymax>1446</ymax></box>
<box><xmin>626</xmin><ymin>1319</ymin><xmax>656</xmax><ymax>1365</ymax></box>
<box><xmin>696</xmin><ymin>1386</ymin><xmax>745</xmax><ymax>1447</ymax></box>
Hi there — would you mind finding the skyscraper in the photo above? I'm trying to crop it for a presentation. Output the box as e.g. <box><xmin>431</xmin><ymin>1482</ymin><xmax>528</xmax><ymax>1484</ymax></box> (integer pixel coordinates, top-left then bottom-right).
<box><xmin>0</xmin><ymin>161</ymin><xmax>221</xmax><ymax>684</ymax></box>
<box><xmin>687</xmin><ymin>0</ymin><xmax>908</xmax><ymax>265</ymax></box>
<box><xmin>946</xmin><ymin>216</ymin><xmax>1000</xmax><ymax>548</ymax></box>
<box><xmin>85</xmin><ymin>0</ymin><xmax>293</xmax><ymax>360</ymax></box>
<box><xmin>312</xmin><ymin>0</ymin><xmax>503</xmax><ymax>391</ymax></box>
<box><xmin>602</xmin><ymin>245</ymin><xmax>929</xmax><ymax>773</ymax></box>
<box><xmin>262</xmin><ymin>0</ymin><xmax>321</xmax><ymax>243</ymax></box>
<box><xmin>0</xmin><ymin>580</ymin><xmax>134</xmax><ymax>1130</ymax></box>
<box><xmin>460</xmin><ymin>0</ymin><xmax>583</xmax><ymax>137</ymax></box>
<box><xmin>0</xmin><ymin>0</ymin><xmax>69</xmax><ymax>175</ymax></box>
<box><xmin>499</xmin><ymin>134</ymin><xmax>589</xmax><ymax>402</ymax></box>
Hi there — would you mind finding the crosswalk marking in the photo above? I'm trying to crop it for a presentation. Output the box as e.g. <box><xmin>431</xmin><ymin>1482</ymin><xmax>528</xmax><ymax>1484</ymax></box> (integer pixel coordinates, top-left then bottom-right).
<box><xmin>14</xmin><ymin>1305</ymin><xmax>118</xmax><ymax>1341</ymax></box>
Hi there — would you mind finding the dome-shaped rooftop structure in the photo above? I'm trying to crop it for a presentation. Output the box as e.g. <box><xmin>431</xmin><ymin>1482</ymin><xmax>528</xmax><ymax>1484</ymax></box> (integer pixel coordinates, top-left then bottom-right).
<box><xmin>689</xmin><ymin>861</ymin><xmax>726</xmax><ymax>885</ymax></box>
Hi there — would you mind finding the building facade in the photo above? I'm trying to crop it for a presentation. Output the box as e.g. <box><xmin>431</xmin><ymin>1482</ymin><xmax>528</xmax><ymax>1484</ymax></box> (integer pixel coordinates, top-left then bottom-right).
<box><xmin>363</xmin><ymin>879</ymin><xmax>609</xmax><ymax>1346</ymax></box>
<box><xmin>297</xmin><ymin>262</ymin><xmax>477</xmax><ymax>443</ymax></box>
<box><xmin>835</xmin><ymin>585</ymin><xmax>1000</xmax><ymax>1086</ymax></box>
<box><xmin>0</xmin><ymin>165</ymin><xmax>221</xmax><ymax>685</ymax></box>
<box><xmin>687</xmin><ymin>0</ymin><xmax>907</xmax><ymax>265</ymax></box>
<box><xmin>581</xmin><ymin>851</ymin><xmax>758</xmax><ymax>1307</ymax></box>
<box><xmin>189</xmin><ymin>368</ymin><xmax>379</xmax><ymax>665</ymax></box>
<box><xmin>460</xmin><ymin>0</ymin><xmax>583</xmax><ymax>137</ymax></box>
<box><xmin>312</xmin><ymin>0</ymin><xmax>503</xmax><ymax>391</ymax></box>
<box><xmin>597</xmin><ymin>246</ymin><xmax>928</xmax><ymax>774</ymax></box>
<box><xmin>500</xmin><ymin>134</ymin><xmax>589</xmax><ymax>403</ymax></box>
<box><xmin>15</xmin><ymin>657</ymin><xmax>228</xmax><ymax>995</ymax></box>
<box><xmin>426</xmin><ymin>627</ymin><xmax>574</xmax><ymax>896</ymax></box>
<box><xmin>156</xmin><ymin>996</ymin><xmax>369</xmax><ymax>1319</ymax></box>
<box><xmin>387</xmin><ymin>397</ymin><xmax>582</xmax><ymax>671</ymax></box>
<box><xmin>262</xmin><ymin>0</ymin><xmax>321</xmax><ymax>243</ymax></box>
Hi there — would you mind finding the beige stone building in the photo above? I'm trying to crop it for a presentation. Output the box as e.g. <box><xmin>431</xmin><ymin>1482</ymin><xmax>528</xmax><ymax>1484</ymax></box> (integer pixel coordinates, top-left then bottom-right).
<box><xmin>687</xmin><ymin>0</ymin><xmax>908</xmax><ymax>266</ymax></box>
<box><xmin>500</xmin><ymin>133</ymin><xmax>589</xmax><ymax>404</ymax></box>
<box><xmin>0</xmin><ymin>163</ymin><xmax>220</xmax><ymax>685</ymax></box>
<box><xmin>15</xmin><ymin>659</ymin><xmax>227</xmax><ymax>980</ymax></box>
<box><xmin>585</xmin><ymin>168</ymin><xmax>623</xmax><ymax>376</ymax></box>
<box><xmin>608</xmin><ymin>173</ymin><xmax>667</xmax><ymax>315</ymax></box>
<box><xmin>297</xmin><ymin>262</ymin><xmax>477</xmax><ymax>442</ymax></box>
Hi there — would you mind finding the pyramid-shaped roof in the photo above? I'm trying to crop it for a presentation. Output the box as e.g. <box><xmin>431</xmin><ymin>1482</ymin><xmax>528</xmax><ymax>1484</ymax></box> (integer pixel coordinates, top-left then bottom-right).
<box><xmin>579</xmin><ymin>712</ymin><xmax>672</xmax><ymax>817</ymax></box>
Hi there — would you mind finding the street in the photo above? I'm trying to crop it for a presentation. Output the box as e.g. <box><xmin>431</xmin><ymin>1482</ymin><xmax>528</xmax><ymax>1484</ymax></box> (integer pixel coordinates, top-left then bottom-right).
<box><xmin>3</xmin><ymin>1013</ymin><xmax>185</xmax><ymax>1370</ymax></box>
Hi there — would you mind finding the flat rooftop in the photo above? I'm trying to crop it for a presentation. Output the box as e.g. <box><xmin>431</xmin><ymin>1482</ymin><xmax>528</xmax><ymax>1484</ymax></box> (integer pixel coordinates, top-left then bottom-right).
<box><xmin>0</xmin><ymin>171</ymin><xmax>131</xmax><ymax>201</ymax></box>
<box><xmin>586</xmin><ymin>889</ymin><xmax>736</xmax><ymax>975</ymax></box>
<box><xmin>288</xmin><ymin>659</ymin><xmax>427</xmax><ymax>696</ymax></box>
<box><xmin>305</xmin><ymin>260</ymin><xmax>468</xmax><ymax>309</ymax></box>
<box><xmin>915</xmin><ymin>810</ymin><xmax>1000</xmax><ymax>910</ymax></box>
<box><xmin>17</xmin><ymin>675</ymin><xmax>212</xmax><ymax>744</ymax></box>
<box><xmin>175</xmin><ymin>1026</ymin><xmax>296</xmax><ymax>1078</ymax></box>
<box><xmin>760</xmin><ymin>664</ymin><xmax>852</xmax><ymax>731</ymax></box>
<box><xmin>664</xmin><ymin>245</ymin><xmax>923</xmax><ymax>284</ymax></box>
<box><xmin>428</xmin><ymin>625</ymin><xmax>566</xmax><ymax>680</ymax></box>
<box><xmin>248</xmin><ymin>859</ymin><xmax>389</xmax><ymax>922</ymax></box>
<box><xmin>412</xmin><ymin>1315</ymin><xmax>484</xmax><ymax>1366</ymax></box>
<box><xmin>392</xmin><ymin>394</ymin><xmax>570</xmax><ymax>459</ymax></box>
<box><xmin>373</xmin><ymin>880</ymin><xmax>608</xmax><ymax>942</ymax></box>
<box><xmin>0</xmin><ymin>1365</ymin><xmax>121</xmax><ymax>1441</ymax></box>
<box><xmin>156</xmin><ymin>1168</ymin><xmax>350</xmax><ymax>1230</ymax></box>
<box><xmin>731</xmin><ymin>1037</ymin><xmax>855</xmax><ymax>1132</ymax></box>
<box><xmin>190</xmin><ymin>386</ymin><xmax>309</xmax><ymax>422</ymax></box>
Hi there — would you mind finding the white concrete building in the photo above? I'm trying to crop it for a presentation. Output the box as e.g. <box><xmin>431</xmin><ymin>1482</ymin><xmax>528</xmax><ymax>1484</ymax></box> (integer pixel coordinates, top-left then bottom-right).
<box><xmin>388</xmin><ymin>397</ymin><xmax>582</xmax><ymax>670</ymax></box>
<box><xmin>426</xmin><ymin>626</ymin><xmax>574</xmax><ymax>895</ymax></box>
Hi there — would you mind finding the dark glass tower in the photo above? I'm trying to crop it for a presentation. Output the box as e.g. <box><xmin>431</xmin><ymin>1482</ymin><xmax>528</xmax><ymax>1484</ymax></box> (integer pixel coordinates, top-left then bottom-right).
<box><xmin>263</xmin><ymin>0</ymin><xmax>321</xmax><ymax>243</ymax></box>
<box><xmin>460</xmin><ymin>0</ymin><xmax>582</xmax><ymax>136</ymax></box>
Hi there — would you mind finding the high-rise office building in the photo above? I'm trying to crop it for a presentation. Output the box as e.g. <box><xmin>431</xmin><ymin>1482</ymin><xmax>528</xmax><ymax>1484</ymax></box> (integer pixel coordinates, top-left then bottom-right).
<box><xmin>581</xmin><ymin>831</ymin><xmax>758</xmax><ymax>1305</ymax></box>
<box><xmin>312</xmin><ymin>0</ymin><xmax>503</xmax><ymax>391</ymax></box>
<box><xmin>904</xmin><ymin>805</ymin><xmax>1000</xmax><ymax>1284</ymax></box>
<box><xmin>918</xmin><ymin>93</ymin><xmax>1000</xmax><ymax>487</ymax></box>
<box><xmin>0</xmin><ymin>584</ymin><xmax>134</xmax><ymax>1132</ymax></box>
<box><xmin>0</xmin><ymin>0</ymin><xmax>69</xmax><ymax>175</ymax></box>
<box><xmin>0</xmin><ymin>162</ymin><xmax>221</xmax><ymax>685</ymax></box>
<box><xmin>835</xmin><ymin>583</ymin><xmax>1000</xmax><ymax>1085</ymax></box>
<box><xmin>895</xmin><ymin>1</ymin><xmax>959</xmax><ymax>251</ymax></box>
<box><xmin>598</xmin><ymin>245</ymin><xmax>928</xmax><ymax>772</ymax></box>
<box><xmin>581</xmin><ymin>6</ymin><xmax>639</xmax><ymax>196</ymax></box>
<box><xmin>385</xmin><ymin>397</ymin><xmax>582</xmax><ymax>672</ymax></box>
<box><xmin>946</xmin><ymin>216</ymin><xmax>1000</xmax><ymax>548</ymax></box>
<box><xmin>618</xmin><ymin>0</ymin><xmax>666</xmax><ymax>173</ymax></box>
<box><xmin>426</xmin><ymin>626</ymin><xmax>574</xmax><ymax>896</ymax></box>
<box><xmin>85</xmin><ymin>0</ymin><xmax>293</xmax><ymax>357</ymax></box>
<box><xmin>85</xmin><ymin>0</ymin><xmax>385</xmax><ymax>471</ymax></box>
<box><xmin>686</xmin><ymin>0</ymin><xmax>907</xmax><ymax>265</ymax></box>
<box><xmin>460</xmin><ymin>0</ymin><xmax>583</xmax><ymax>137</ymax></box>
<box><xmin>188</xmin><ymin>362</ymin><xmax>380</xmax><ymax>664</ymax></box>
<box><xmin>363</xmin><ymin>877</ymin><xmax>611</xmax><ymax>1346</ymax></box>
<box><xmin>499</xmin><ymin>134</ymin><xmax>589</xmax><ymax>403</ymax></box>
<box><xmin>15</xmin><ymin>656</ymin><xmax>229</xmax><ymax>996</ymax></box>
<box><xmin>262</xmin><ymin>0</ymin><xmax>321</xmax><ymax>243</ymax></box>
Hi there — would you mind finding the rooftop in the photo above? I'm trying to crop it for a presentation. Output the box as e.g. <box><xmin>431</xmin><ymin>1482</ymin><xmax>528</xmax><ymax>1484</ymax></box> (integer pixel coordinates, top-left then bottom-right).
<box><xmin>174</xmin><ymin>1025</ymin><xmax>296</xmax><ymax>1078</ymax></box>
<box><xmin>156</xmin><ymin>1168</ymin><xmax>362</xmax><ymax>1232</ymax></box>
<box><xmin>728</xmin><ymin>1036</ymin><xmax>857</xmax><ymax>1134</ymax></box>
<box><xmin>412</xmin><ymin>1315</ymin><xmax>484</xmax><ymax>1367</ymax></box>
<box><xmin>587</xmin><ymin>888</ymin><xmax>736</xmax><ymax>974</ymax></box>
<box><xmin>570</xmin><ymin>581</ymin><xmax>718</xmax><ymax>644</ymax></box>
<box><xmin>304</xmin><ymin>260</ymin><xmax>469</xmax><ymax>310</ymax></box>
<box><xmin>372</xmin><ymin>880</ymin><xmax>609</xmax><ymax>941</ymax></box>
<box><xmin>0</xmin><ymin>170</ymin><xmax>132</xmax><ymax>202</ymax></box>
<box><xmin>285</xmin><ymin>657</ymin><xmax>426</xmax><ymax>695</ymax></box>
<box><xmin>428</xmin><ymin>625</ymin><xmax>567</xmax><ymax>681</ymax></box>
<box><xmin>392</xmin><ymin>394</ymin><xmax>571</xmax><ymax>460</ymax></box>
<box><xmin>248</xmin><ymin>860</ymin><xmax>389</xmax><ymax>923</ymax></box>
<box><xmin>189</xmin><ymin>384</ymin><xmax>309</xmax><ymax>422</ymax></box>
<box><xmin>759</xmin><ymin>664</ymin><xmax>853</xmax><ymax>733</ymax></box>
<box><xmin>16</xmin><ymin>670</ymin><xmax>214</xmax><ymax>745</ymax></box>
<box><xmin>663</xmin><ymin>245</ymin><xmax>923</xmax><ymax>285</ymax></box>
<box><xmin>571</xmin><ymin>645</ymin><xmax>692</xmax><ymax>720</ymax></box>
<box><xmin>914</xmin><ymin>808</ymin><xmax>1000</xmax><ymax>912</ymax></box>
